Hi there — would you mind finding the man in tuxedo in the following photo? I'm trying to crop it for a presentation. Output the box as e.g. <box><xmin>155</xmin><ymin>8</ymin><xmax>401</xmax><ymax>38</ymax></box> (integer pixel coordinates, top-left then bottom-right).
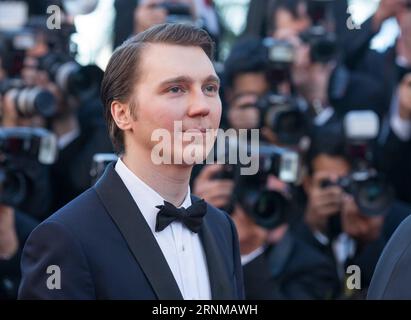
<box><xmin>367</xmin><ymin>71</ymin><xmax>411</xmax><ymax>299</ymax></box>
<box><xmin>18</xmin><ymin>23</ymin><xmax>244</xmax><ymax>300</ymax></box>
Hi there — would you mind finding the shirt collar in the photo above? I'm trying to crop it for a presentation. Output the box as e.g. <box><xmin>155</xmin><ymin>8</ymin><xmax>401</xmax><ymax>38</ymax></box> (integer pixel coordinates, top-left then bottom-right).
<box><xmin>114</xmin><ymin>158</ymin><xmax>192</xmax><ymax>233</ymax></box>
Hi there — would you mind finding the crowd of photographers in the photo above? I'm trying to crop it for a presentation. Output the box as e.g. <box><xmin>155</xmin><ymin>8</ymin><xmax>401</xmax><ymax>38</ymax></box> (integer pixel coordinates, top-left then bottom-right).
<box><xmin>1</xmin><ymin>0</ymin><xmax>411</xmax><ymax>300</ymax></box>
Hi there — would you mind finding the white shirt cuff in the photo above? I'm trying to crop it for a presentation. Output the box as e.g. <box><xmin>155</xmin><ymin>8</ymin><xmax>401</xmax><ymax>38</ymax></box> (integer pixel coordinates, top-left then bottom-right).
<box><xmin>241</xmin><ymin>246</ymin><xmax>265</xmax><ymax>266</ymax></box>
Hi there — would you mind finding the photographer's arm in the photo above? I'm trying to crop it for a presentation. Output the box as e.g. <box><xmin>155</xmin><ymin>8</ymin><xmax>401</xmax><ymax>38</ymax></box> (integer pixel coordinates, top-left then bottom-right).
<box><xmin>0</xmin><ymin>206</ymin><xmax>18</xmax><ymax>260</ymax></box>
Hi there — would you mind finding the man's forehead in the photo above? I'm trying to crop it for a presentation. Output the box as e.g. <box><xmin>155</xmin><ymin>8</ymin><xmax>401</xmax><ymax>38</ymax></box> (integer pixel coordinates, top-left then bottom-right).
<box><xmin>139</xmin><ymin>43</ymin><xmax>216</xmax><ymax>82</ymax></box>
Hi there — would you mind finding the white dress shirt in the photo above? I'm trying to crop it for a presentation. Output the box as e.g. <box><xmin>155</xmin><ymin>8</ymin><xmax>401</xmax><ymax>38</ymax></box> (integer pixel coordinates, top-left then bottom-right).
<box><xmin>115</xmin><ymin>158</ymin><xmax>211</xmax><ymax>300</ymax></box>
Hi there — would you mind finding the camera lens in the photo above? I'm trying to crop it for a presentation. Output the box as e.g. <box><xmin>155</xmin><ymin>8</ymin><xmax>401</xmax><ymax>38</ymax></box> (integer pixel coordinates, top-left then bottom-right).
<box><xmin>355</xmin><ymin>177</ymin><xmax>393</xmax><ymax>216</ymax></box>
<box><xmin>0</xmin><ymin>169</ymin><xmax>27</xmax><ymax>207</ymax></box>
<box><xmin>252</xmin><ymin>190</ymin><xmax>287</xmax><ymax>229</ymax></box>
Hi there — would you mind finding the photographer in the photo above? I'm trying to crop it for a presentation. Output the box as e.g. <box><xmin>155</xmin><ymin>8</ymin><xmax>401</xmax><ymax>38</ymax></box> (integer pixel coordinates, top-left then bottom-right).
<box><xmin>289</xmin><ymin>27</ymin><xmax>387</xmax><ymax>118</ymax></box>
<box><xmin>378</xmin><ymin>70</ymin><xmax>411</xmax><ymax>204</ymax></box>
<box><xmin>192</xmin><ymin>37</ymin><xmax>272</xmax><ymax>212</ymax></box>
<box><xmin>114</xmin><ymin>0</ymin><xmax>222</xmax><ymax>57</ymax></box>
<box><xmin>295</xmin><ymin>122</ymin><xmax>411</xmax><ymax>298</ymax></box>
<box><xmin>15</xmin><ymin>20</ymin><xmax>115</xmax><ymax>213</ymax></box>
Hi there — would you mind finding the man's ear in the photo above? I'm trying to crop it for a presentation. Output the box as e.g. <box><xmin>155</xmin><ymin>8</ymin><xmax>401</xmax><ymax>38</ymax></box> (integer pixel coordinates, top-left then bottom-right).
<box><xmin>111</xmin><ymin>101</ymin><xmax>133</xmax><ymax>131</ymax></box>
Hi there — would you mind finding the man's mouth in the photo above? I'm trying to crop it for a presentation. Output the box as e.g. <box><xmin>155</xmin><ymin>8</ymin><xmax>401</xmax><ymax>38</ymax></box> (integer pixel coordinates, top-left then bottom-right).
<box><xmin>183</xmin><ymin>128</ymin><xmax>208</xmax><ymax>133</ymax></box>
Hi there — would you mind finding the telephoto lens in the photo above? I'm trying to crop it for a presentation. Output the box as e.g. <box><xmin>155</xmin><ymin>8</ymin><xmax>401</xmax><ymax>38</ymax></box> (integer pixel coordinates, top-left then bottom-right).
<box><xmin>0</xmin><ymin>79</ymin><xmax>57</xmax><ymax>118</ymax></box>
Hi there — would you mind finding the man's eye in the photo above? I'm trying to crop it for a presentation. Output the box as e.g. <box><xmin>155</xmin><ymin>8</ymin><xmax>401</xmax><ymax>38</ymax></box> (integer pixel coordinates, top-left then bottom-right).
<box><xmin>168</xmin><ymin>87</ymin><xmax>184</xmax><ymax>94</ymax></box>
<box><xmin>204</xmin><ymin>85</ymin><xmax>218</xmax><ymax>94</ymax></box>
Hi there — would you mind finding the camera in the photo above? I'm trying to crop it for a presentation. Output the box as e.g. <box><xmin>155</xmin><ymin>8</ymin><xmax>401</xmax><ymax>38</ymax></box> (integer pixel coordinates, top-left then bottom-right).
<box><xmin>38</xmin><ymin>53</ymin><xmax>103</xmax><ymax>102</ymax></box>
<box><xmin>320</xmin><ymin>169</ymin><xmax>393</xmax><ymax>216</ymax></box>
<box><xmin>0</xmin><ymin>29</ymin><xmax>36</xmax><ymax>77</ymax></box>
<box><xmin>0</xmin><ymin>127</ymin><xmax>57</xmax><ymax>207</ymax></box>
<box><xmin>256</xmin><ymin>93</ymin><xmax>310</xmax><ymax>145</ymax></box>
<box><xmin>236</xmin><ymin>144</ymin><xmax>300</xmax><ymax>229</ymax></box>
<box><xmin>319</xmin><ymin>110</ymin><xmax>394</xmax><ymax>216</ymax></box>
<box><xmin>300</xmin><ymin>26</ymin><xmax>338</xmax><ymax>63</ymax></box>
<box><xmin>262</xmin><ymin>37</ymin><xmax>294</xmax><ymax>84</ymax></box>
<box><xmin>263</xmin><ymin>38</ymin><xmax>294</xmax><ymax>68</ymax></box>
<box><xmin>0</xmin><ymin>78</ymin><xmax>57</xmax><ymax>118</ymax></box>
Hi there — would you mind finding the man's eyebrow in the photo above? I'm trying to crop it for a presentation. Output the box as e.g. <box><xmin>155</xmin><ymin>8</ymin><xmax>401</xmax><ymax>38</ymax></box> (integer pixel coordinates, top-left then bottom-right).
<box><xmin>158</xmin><ymin>75</ymin><xmax>220</xmax><ymax>87</ymax></box>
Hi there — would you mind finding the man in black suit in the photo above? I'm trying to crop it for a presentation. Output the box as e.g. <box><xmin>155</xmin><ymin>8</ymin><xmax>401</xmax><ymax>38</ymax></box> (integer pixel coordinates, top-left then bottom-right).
<box><xmin>18</xmin><ymin>23</ymin><xmax>244</xmax><ymax>300</ymax></box>
<box><xmin>367</xmin><ymin>214</ymin><xmax>411</xmax><ymax>299</ymax></box>
<box><xmin>367</xmin><ymin>71</ymin><xmax>411</xmax><ymax>299</ymax></box>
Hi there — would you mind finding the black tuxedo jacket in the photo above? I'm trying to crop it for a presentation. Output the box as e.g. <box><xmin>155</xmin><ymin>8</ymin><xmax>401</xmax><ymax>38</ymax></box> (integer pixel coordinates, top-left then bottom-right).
<box><xmin>18</xmin><ymin>163</ymin><xmax>244</xmax><ymax>300</ymax></box>
<box><xmin>367</xmin><ymin>214</ymin><xmax>411</xmax><ymax>299</ymax></box>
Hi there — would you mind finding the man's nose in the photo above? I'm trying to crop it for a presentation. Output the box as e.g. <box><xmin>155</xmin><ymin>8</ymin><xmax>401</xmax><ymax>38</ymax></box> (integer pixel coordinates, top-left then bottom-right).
<box><xmin>187</xmin><ymin>88</ymin><xmax>210</xmax><ymax>117</ymax></box>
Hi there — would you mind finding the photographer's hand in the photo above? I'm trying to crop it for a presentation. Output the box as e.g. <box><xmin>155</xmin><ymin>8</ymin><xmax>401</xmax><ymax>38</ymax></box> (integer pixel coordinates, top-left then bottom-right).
<box><xmin>398</xmin><ymin>73</ymin><xmax>411</xmax><ymax>120</ymax></box>
<box><xmin>305</xmin><ymin>171</ymin><xmax>343</xmax><ymax>234</ymax></box>
<box><xmin>0</xmin><ymin>205</ymin><xmax>18</xmax><ymax>260</ymax></box>
<box><xmin>1</xmin><ymin>91</ymin><xmax>19</xmax><ymax>127</ymax></box>
<box><xmin>373</xmin><ymin>0</ymin><xmax>407</xmax><ymax>32</ymax></box>
<box><xmin>397</xmin><ymin>11</ymin><xmax>411</xmax><ymax>67</ymax></box>
<box><xmin>193</xmin><ymin>164</ymin><xmax>234</xmax><ymax>209</ymax></box>
<box><xmin>341</xmin><ymin>195</ymin><xmax>384</xmax><ymax>245</ymax></box>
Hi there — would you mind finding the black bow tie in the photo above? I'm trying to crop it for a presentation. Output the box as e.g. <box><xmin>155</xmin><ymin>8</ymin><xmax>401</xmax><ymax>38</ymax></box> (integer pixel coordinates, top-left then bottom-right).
<box><xmin>155</xmin><ymin>199</ymin><xmax>207</xmax><ymax>233</ymax></box>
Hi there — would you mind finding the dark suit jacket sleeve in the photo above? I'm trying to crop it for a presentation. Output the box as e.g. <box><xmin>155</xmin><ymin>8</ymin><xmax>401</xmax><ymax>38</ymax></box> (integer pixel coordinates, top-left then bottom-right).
<box><xmin>18</xmin><ymin>220</ymin><xmax>96</xmax><ymax>299</ymax></box>
<box><xmin>226</xmin><ymin>214</ymin><xmax>245</xmax><ymax>300</ymax></box>
<box><xmin>378</xmin><ymin>125</ymin><xmax>411</xmax><ymax>204</ymax></box>
<box><xmin>368</xmin><ymin>215</ymin><xmax>411</xmax><ymax>299</ymax></box>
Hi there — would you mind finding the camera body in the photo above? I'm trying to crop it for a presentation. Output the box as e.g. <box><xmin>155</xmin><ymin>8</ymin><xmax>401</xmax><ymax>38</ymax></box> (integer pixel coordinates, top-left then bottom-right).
<box><xmin>256</xmin><ymin>93</ymin><xmax>310</xmax><ymax>145</ymax></box>
<box><xmin>300</xmin><ymin>26</ymin><xmax>338</xmax><ymax>64</ymax></box>
<box><xmin>236</xmin><ymin>144</ymin><xmax>300</xmax><ymax>229</ymax></box>
<box><xmin>263</xmin><ymin>37</ymin><xmax>294</xmax><ymax>70</ymax></box>
<box><xmin>319</xmin><ymin>110</ymin><xmax>394</xmax><ymax>216</ymax></box>
<box><xmin>320</xmin><ymin>169</ymin><xmax>393</xmax><ymax>216</ymax></box>
<box><xmin>262</xmin><ymin>37</ymin><xmax>294</xmax><ymax>84</ymax></box>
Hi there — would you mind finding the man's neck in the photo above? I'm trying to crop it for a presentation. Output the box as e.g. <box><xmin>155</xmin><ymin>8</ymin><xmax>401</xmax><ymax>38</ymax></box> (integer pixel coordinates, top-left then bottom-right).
<box><xmin>122</xmin><ymin>148</ymin><xmax>192</xmax><ymax>207</ymax></box>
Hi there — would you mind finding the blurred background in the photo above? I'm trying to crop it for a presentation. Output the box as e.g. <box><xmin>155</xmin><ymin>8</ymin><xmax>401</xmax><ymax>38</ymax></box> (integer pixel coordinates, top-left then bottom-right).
<box><xmin>1</xmin><ymin>0</ymin><xmax>411</xmax><ymax>300</ymax></box>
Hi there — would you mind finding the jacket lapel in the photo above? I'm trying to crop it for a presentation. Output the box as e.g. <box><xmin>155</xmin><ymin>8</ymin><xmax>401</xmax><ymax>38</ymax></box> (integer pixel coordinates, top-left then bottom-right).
<box><xmin>94</xmin><ymin>163</ymin><xmax>183</xmax><ymax>300</ymax></box>
<box><xmin>193</xmin><ymin>195</ymin><xmax>233</xmax><ymax>299</ymax></box>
